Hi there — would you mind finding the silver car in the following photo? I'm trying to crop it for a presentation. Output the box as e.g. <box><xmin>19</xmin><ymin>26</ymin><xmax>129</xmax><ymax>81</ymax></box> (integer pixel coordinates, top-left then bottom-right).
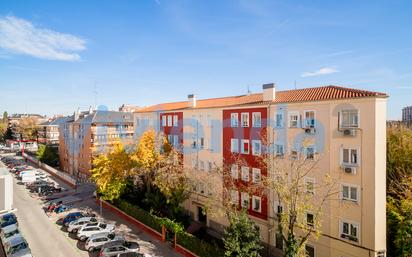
<box><xmin>3</xmin><ymin>235</ymin><xmax>32</xmax><ymax>257</ymax></box>
<box><xmin>77</xmin><ymin>222</ymin><xmax>115</xmax><ymax>241</ymax></box>
<box><xmin>67</xmin><ymin>216</ymin><xmax>98</xmax><ymax>233</ymax></box>
<box><xmin>85</xmin><ymin>233</ymin><xmax>123</xmax><ymax>252</ymax></box>
<box><xmin>99</xmin><ymin>241</ymin><xmax>140</xmax><ymax>257</ymax></box>
<box><xmin>0</xmin><ymin>224</ymin><xmax>19</xmax><ymax>242</ymax></box>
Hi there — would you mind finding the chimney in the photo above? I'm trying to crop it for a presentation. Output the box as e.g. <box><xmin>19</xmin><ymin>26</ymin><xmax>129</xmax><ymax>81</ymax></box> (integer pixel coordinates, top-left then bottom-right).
<box><xmin>88</xmin><ymin>106</ymin><xmax>93</xmax><ymax>114</ymax></box>
<box><xmin>188</xmin><ymin>94</ymin><xmax>196</xmax><ymax>108</ymax></box>
<box><xmin>262</xmin><ymin>83</ymin><xmax>276</xmax><ymax>101</ymax></box>
<box><xmin>74</xmin><ymin>107</ymin><xmax>80</xmax><ymax>121</ymax></box>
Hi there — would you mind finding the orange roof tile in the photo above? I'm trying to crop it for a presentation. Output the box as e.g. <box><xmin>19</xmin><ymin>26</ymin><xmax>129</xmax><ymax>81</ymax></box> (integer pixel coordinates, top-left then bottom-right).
<box><xmin>136</xmin><ymin>85</ymin><xmax>387</xmax><ymax>113</ymax></box>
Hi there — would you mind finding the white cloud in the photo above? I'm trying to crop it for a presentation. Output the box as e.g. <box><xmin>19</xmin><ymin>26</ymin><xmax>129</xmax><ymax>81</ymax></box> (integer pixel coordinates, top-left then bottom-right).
<box><xmin>301</xmin><ymin>67</ymin><xmax>339</xmax><ymax>77</ymax></box>
<box><xmin>0</xmin><ymin>16</ymin><xmax>86</xmax><ymax>61</ymax></box>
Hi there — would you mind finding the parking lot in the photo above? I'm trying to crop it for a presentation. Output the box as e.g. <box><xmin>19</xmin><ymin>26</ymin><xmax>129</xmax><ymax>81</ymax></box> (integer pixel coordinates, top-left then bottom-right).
<box><xmin>1</xmin><ymin>154</ymin><xmax>181</xmax><ymax>257</ymax></box>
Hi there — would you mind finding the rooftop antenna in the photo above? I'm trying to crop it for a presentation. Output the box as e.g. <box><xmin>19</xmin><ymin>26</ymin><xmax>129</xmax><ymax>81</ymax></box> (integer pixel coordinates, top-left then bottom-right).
<box><xmin>247</xmin><ymin>85</ymin><xmax>251</xmax><ymax>95</ymax></box>
<box><xmin>294</xmin><ymin>80</ymin><xmax>297</xmax><ymax>89</ymax></box>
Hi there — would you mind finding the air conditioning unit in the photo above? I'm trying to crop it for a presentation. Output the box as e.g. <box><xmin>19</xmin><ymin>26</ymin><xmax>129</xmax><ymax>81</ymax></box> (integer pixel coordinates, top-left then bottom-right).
<box><xmin>342</xmin><ymin>129</ymin><xmax>356</xmax><ymax>136</ymax></box>
<box><xmin>343</xmin><ymin>166</ymin><xmax>356</xmax><ymax>175</ymax></box>
<box><xmin>305</xmin><ymin>128</ymin><xmax>316</xmax><ymax>134</ymax></box>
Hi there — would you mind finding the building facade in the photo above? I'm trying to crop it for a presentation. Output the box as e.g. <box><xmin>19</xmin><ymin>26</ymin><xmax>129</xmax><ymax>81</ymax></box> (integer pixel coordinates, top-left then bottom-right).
<box><xmin>38</xmin><ymin>116</ymin><xmax>68</xmax><ymax>145</ymax></box>
<box><xmin>59</xmin><ymin>109</ymin><xmax>134</xmax><ymax>179</ymax></box>
<box><xmin>402</xmin><ymin>106</ymin><xmax>412</xmax><ymax>123</ymax></box>
<box><xmin>133</xmin><ymin>84</ymin><xmax>387</xmax><ymax>257</ymax></box>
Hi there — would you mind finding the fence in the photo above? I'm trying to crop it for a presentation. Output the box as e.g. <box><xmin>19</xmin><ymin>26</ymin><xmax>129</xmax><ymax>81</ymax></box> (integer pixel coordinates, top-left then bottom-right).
<box><xmin>22</xmin><ymin>152</ymin><xmax>77</xmax><ymax>188</ymax></box>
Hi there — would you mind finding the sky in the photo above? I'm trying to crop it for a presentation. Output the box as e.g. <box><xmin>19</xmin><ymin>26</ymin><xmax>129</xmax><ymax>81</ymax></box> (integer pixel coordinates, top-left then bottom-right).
<box><xmin>0</xmin><ymin>0</ymin><xmax>411</xmax><ymax>120</ymax></box>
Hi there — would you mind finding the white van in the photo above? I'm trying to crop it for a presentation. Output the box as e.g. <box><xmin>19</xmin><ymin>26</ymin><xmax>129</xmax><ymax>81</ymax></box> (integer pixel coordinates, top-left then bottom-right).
<box><xmin>21</xmin><ymin>174</ymin><xmax>38</xmax><ymax>184</ymax></box>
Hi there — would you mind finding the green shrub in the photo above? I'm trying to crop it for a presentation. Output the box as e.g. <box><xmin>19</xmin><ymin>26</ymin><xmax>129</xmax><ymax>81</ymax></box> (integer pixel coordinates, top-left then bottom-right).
<box><xmin>113</xmin><ymin>199</ymin><xmax>224</xmax><ymax>257</ymax></box>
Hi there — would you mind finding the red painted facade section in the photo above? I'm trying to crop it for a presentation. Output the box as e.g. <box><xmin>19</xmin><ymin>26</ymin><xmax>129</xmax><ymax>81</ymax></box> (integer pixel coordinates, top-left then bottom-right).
<box><xmin>222</xmin><ymin>107</ymin><xmax>268</xmax><ymax>220</ymax></box>
<box><xmin>159</xmin><ymin>112</ymin><xmax>184</xmax><ymax>147</ymax></box>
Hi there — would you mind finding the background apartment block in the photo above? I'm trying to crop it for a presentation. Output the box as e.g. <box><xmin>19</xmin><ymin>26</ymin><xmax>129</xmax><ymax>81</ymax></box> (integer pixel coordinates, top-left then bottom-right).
<box><xmin>59</xmin><ymin>108</ymin><xmax>134</xmax><ymax>179</ymax></box>
<box><xmin>37</xmin><ymin>116</ymin><xmax>68</xmax><ymax>145</ymax></box>
<box><xmin>133</xmin><ymin>84</ymin><xmax>387</xmax><ymax>257</ymax></box>
<box><xmin>402</xmin><ymin>106</ymin><xmax>412</xmax><ymax>123</ymax></box>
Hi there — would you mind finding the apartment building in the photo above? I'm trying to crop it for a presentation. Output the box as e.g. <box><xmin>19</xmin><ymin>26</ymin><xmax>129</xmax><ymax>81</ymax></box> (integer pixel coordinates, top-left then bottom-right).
<box><xmin>133</xmin><ymin>84</ymin><xmax>387</xmax><ymax>257</ymax></box>
<box><xmin>38</xmin><ymin>116</ymin><xmax>68</xmax><ymax>145</ymax></box>
<box><xmin>402</xmin><ymin>106</ymin><xmax>412</xmax><ymax>123</ymax></box>
<box><xmin>59</xmin><ymin>108</ymin><xmax>134</xmax><ymax>179</ymax></box>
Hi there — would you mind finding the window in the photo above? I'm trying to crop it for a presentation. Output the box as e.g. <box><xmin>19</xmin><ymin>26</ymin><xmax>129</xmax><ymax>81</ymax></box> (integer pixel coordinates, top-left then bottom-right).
<box><xmin>252</xmin><ymin>112</ymin><xmax>261</xmax><ymax>127</ymax></box>
<box><xmin>290</xmin><ymin>149</ymin><xmax>298</xmax><ymax>160</ymax></box>
<box><xmin>252</xmin><ymin>168</ymin><xmax>261</xmax><ymax>183</ymax></box>
<box><xmin>275</xmin><ymin>233</ymin><xmax>283</xmax><ymax>249</ymax></box>
<box><xmin>342</xmin><ymin>184</ymin><xmax>359</xmax><ymax>202</ymax></box>
<box><xmin>304</xmin><ymin>111</ymin><xmax>316</xmax><ymax>128</ymax></box>
<box><xmin>207</xmin><ymin>161</ymin><xmax>212</xmax><ymax>172</ymax></box>
<box><xmin>162</xmin><ymin>115</ymin><xmax>167</xmax><ymax>127</ymax></box>
<box><xmin>231</xmin><ymin>113</ymin><xmax>239</xmax><ymax>127</ymax></box>
<box><xmin>231</xmin><ymin>139</ymin><xmax>239</xmax><ymax>153</ymax></box>
<box><xmin>241</xmin><ymin>192</ymin><xmax>249</xmax><ymax>208</ymax></box>
<box><xmin>241</xmin><ymin>112</ymin><xmax>249</xmax><ymax>127</ymax></box>
<box><xmin>192</xmin><ymin>137</ymin><xmax>197</xmax><ymax>149</ymax></box>
<box><xmin>340</xmin><ymin>220</ymin><xmax>359</xmax><ymax>242</ymax></box>
<box><xmin>241</xmin><ymin>139</ymin><xmax>249</xmax><ymax>154</ymax></box>
<box><xmin>241</xmin><ymin>166</ymin><xmax>249</xmax><ymax>181</ymax></box>
<box><xmin>275</xmin><ymin>144</ymin><xmax>284</xmax><ymax>157</ymax></box>
<box><xmin>340</xmin><ymin>110</ymin><xmax>359</xmax><ymax>128</ymax></box>
<box><xmin>275</xmin><ymin>112</ymin><xmax>284</xmax><ymax>128</ymax></box>
<box><xmin>200</xmin><ymin>137</ymin><xmax>205</xmax><ymax>149</ymax></box>
<box><xmin>199</xmin><ymin>160</ymin><xmax>205</xmax><ymax>171</ymax></box>
<box><xmin>306</xmin><ymin>213</ymin><xmax>314</xmax><ymax>227</ymax></box>
<box><xmin>306</xmin><ymin>147</ymin><xmax>315</xmax><ymax>160</ymax></box>
<box><xmin>305</xmin><ymin>178</ymin><xmax>315</xmax><ymax>194</ymax></box>
<box><xmin>289</xmin><ymin>112</ymin><xmax>300</xmax><ymax>128</ymax></box>
<box><xmin>173</xmin><ymin>135</ymin><xmax>179</xmax><ymax>146</ymax></box>
<box><xmin>275</xmin><ymin>202</ymin><xmax>283</xmax><ymax>215</ymax></box>
<box><xmin>305</xmin><ymin>245</ymin><xmax>315</xmax><ymax>257</ymax></box>
<box><xmin>173</xmin><ymin>115</ymin><xmax>178</xmax><ymax>127</ymax></box>
<box><xmin>252</xmin><ymin>196</ymin><xmax>261</xmax><ymax>212</ymax></box>
<box><xmin>231</xmin><ymin>165</ymin><xmax>238</xmax><ymax>179</ymax></box>
<box><xmin>167</xmin><ymin>135</ymin><xmax>173</xmax><ymax>145</ymax></box>
<box><xmin>231</xmin><ymin>190</ymin><xmax>239</xmax><ymax>204</ymax></box>
<box><xmin>167</xmin><ymin>115</ymin><xmax>173</xmax><ymax>127</ymax></box>
<box><xmin>252</xmin><ymin>140</ymin><xmax>261</xmax><ymax>155</ymax></box>
<box><xmin>341</xmin><ymin>148</ymin><xmax>359</xmax><ymax>166</ymax></box>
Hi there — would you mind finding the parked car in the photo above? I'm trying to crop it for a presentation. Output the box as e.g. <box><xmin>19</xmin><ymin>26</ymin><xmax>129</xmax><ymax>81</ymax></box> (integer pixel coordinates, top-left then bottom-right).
<box><xmin>57</xmin><ymin>212</ymin><xmax>93</xmax><ymax>226</ymax></box>
<box><xmin>0</xmin><ymin>223</ymin><xmax>20</xmax><ymax>243</ymax></box>
<box><xmin>0</xmin><ymin>213</ymin><xmax>18</xmax><ymax>230</ymax></box>
<box><xmin>3</xmin><ymin>235</ymin><xmax>32</xmax><ymax>257</ymax></box>
<box><xmin>117</xmin><ymin>253</ymin><xmax>152</xmax><ymax>257</ymax></box>
<box><xmin>67</xmin><ymin>216</ymin><xmax>98</xmax><ymax>233</ymax></box>
<box><xmin>99</xmin><ymin>241</ymin><xmax>140</xmax><ymax>257</ymax></box>
<box><xmin>85</xmin><ymin>233</ymin><xmax>121</xmax><ymax>252</ymax></box>
<box><xmin>77</xmin><ymin>222</ymin><xmax>115</xmax><ymax>241</ymax></box>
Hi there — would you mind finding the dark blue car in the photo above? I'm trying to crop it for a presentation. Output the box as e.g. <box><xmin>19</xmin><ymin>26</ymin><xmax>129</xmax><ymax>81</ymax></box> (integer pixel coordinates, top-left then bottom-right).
<box><xmin>61</xmin><ymin>212</ymin><xmax>84</xmax><ymax>226</ymax></box>
<box><xmin>0</xmin><ymin>213</ymin><xmax>18</xmax><ymax>229</ymax></box>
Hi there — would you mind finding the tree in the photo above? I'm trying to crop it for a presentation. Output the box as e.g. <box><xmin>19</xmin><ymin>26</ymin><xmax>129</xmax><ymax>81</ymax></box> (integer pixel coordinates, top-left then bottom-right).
<box><xmin>263</xmin><ymin>148</ymin><xmax>337</xmax><ymax>257</ymax></box>
<box><xmin>2</xmin><ymin>111</ymin><xmax>8</xmax><ymax>123</ymax></box>
<box><xmin>223</xmin><ymin>210</ymin><xmax>262</xmax><ymax>257</ymax></box>
<box><xmin>16</xmin><ymin>117</ymin><xmax>39</xmax><ymax>140</ymax></box>
<box><xmin>36</xmin><ymin>144</ymin><xmax>59</xmax><ymax>166</ymax></box>
<box><xmin>0</xmin><ymin>122</ymin><xmax>6</xmax><ymax>142</ymax></box>
<box><xmin>386</xmin><ymin>125</ymin><xmax>412</xmax><ymax>256</ymax></box>
<box><xmin>91</xmin><ymin>141</ymin><xmax>135</xmax><ymax>201</ymax></box>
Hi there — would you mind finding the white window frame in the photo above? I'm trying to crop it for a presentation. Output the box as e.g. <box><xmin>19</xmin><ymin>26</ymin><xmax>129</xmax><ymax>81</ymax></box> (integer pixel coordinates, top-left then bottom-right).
<box><xmin>207</xmin><ymin>161</ymin><xmax>212</xmax><ymax>172</ymax></box>
<box><xmin>173</xmin><ymin>115</ymin><xmax>178</xmax><ymax>127</ymax></box>
<box><xmin>231</xmin><ymin>164</ymin><xmax>238</xmax><ymax>179</ymax></box>
<box><xmin>199</xmin><ymin>160</ymin><xmax>205</xmax><ymax>171</ymax></box>
<box><xmin>231</xmin><ymin>139</ymin><xmax>239</xmax><ymax>153</ymax></box>
<box><xmin>241</xmin><ymin>112</ymin><xmax>249</xmax><ymax>127</ymax></box>
<box><xmin>252</xmin><ymin>196</ymin><xmax>262</xmax><ymax>212</ymax></box>
<box><xmin>252</xmin><ymin>168</ymin><xmax>261</xmax><ymax>183</ymax></box>
<box><xmin>231</xmin><ymin>113</ymin><xmax>239</xmax><ymax>127</ymax></box>
<box><xmin>241</xmin><ymin>139</ymin><xmax>250</xmax><ymax>154</ymax></box>
<box><xmin>304</xmin><ymin>110</ymin><xmax>316</xmax><ymax>128</ymax></box>
<box><xmin>173</xmin><ymin>135</ymin><xmax>179</xmax><ymax>146</ymax></box>
<box><xmin>252</xmin><ymin>140</ymin><xmax>261</xmax><ymax>155</ymax></box>
<box><xmin>305</xmin><ymin>177</ymin><xmax>315</xmax><ymax>194</ymax></box>
<box><xmin>167</xmin><ymin>115</ymin><xmax>173</xmax><ymax>127</ymax></box>
<box><xmin>252</xmin><ymin>112</ymin><xmax>262</xmax><ymax>128</ymax></box>
<box><xmin>288</xmin><ymin>111</ymin><xmax>300</xmax><ymax>128</ymax></box>
<box><xmin>340</xmin><ymin>219</ymin><xmax>360</xmax><ymax>243</ymax></box>
<box><xmin>341</xmin><ymin>147</ymin><xmax>360</xmax><ymax>166</ymax></box>
<box><xmin>231</xmin><ymin>190</ymin><xmax>239</xmax><ymax>205</ymax></box>
<box><xmin>341</xmin><ymin>184</ymin><xmax>360</xmax><ymax>202</ymax></box>
<box><xmin>340</xmin><ymin>109</ymin><xmax>360</xmax><ymax>128</ymax></box>
<box><xmin>162</xmin><ymin>115</ymin><xmax>167</xmax><ymax>127</ymax></box>
<box><xmin>275</xmin><ymin>112</ymin><xmax>284</xmax><ymax>128</ymax></box>
<box><xmin>241</xmin><ymin>192</ymin><xmax>249</xmax><ymax>208</ymax></box>
<box><xmin>306</xmin><ymin>212</ymin><xmax>315</xmax><ymax>227</ymax></box>
<box><xmin>275</xmin><ymin>144</ymin><xmax>284</xmax><ymax>157</ymax></box>
<box><xmin>241</xmin><ymin>166</ymin><xmax>249</xmax><ymax>182</ymax></box>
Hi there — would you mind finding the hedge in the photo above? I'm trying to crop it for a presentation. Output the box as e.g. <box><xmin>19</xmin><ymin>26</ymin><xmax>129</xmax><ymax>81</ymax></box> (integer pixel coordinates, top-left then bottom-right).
<box><xmin>113</xmin><ymin>199</ymin><xmax>224</xmax><ymax>257</ymax></box>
